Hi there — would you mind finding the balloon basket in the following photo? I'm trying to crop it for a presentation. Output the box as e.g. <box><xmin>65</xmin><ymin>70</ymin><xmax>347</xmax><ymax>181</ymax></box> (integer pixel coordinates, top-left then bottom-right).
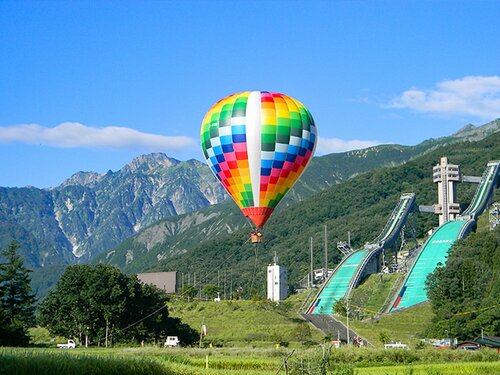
<box><xmin>250</xmin><ymin>230</ymin><xmax>263</xmax><ymax>244</ymax></box>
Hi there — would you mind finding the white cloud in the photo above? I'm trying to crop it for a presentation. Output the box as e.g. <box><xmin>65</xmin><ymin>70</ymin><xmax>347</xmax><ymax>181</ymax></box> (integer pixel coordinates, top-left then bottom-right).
<box><xmin>317</xmin><ymin>137</ymin><xmax>383</xmax><ymax>154</ymax></box>
<box><xmin>388</xmin><ymin>75</ymin><xmax>500</xmax><ymax>119</ymax></box>
<box><xmin>0</xmin><ymin>122</ymin><xmax>384</xmax><ymax>156</ymax></box>
<box><xmin>0</xmin><ymin>122</ymin><xmax>197</xmax><ymax>150</ymax></box>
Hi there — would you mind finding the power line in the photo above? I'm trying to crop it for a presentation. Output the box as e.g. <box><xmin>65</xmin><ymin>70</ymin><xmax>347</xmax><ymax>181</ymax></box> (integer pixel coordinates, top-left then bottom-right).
<box><xmin>453</xmin><ymin>303</ymin><xmax>500</xmax><ymax>317</ymax></box>
<box><xmin>90</xmin><ymin>236</ymin><xmax>254</xmax><ymax>345</ymax></box>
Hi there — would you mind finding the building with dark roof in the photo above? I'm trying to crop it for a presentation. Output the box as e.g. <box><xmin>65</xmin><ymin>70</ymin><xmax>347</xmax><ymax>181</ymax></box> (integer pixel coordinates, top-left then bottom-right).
<box><xmin>457</xmin><ymin>336</ymin><xmax>500</xmax><ymax>352</ymax></box>
<box><xmin>137</xmin><ymin>271</ymin><xmax>177</xmax><ymax>293</ymax></box>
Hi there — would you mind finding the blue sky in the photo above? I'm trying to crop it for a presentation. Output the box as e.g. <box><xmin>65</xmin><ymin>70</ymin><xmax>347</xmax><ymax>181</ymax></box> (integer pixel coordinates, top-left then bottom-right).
<box><xmin>1</xmin><ymin>0</ymin><xmax>499</xmax><ymax>188</ymax></box>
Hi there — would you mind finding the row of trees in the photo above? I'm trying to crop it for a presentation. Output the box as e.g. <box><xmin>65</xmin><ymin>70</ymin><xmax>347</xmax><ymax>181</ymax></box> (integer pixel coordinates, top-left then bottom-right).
<box><xmin>0</xmin><ymin>240</ymin><xmax>197</xmax><ymax>347</ymax></box>
<box><xmin>39</xmin><ymin>263</ymin><xmax>198</xmax><ymax>346</ymax></box>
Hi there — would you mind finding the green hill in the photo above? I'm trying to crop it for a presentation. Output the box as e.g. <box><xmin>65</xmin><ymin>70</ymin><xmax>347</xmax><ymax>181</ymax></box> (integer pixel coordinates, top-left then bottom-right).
<box><xmin>94</xmin><ymin>120</ymin><xmax>500</xmax><ymax>280</ymax></box>
<box><xmin>168</xmin><ymin>292</ymin><xmax>324</xmax><ymax>348</ymax></box>
<box><xmin>426</xmin><ymin>222</ymin><xmax>499</xmax><ymax>339</ymax></box>
<box><xmin>143</xmin><ymin>131</ymin><xmax>499</xmax><ymax>298</ymax></box>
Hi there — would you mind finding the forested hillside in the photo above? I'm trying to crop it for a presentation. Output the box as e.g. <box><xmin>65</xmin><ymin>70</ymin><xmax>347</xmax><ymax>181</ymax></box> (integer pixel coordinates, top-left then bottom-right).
<box><xmin>139</xmin><ymin>131</ymin><xmax>500</xmax><ymax>297</ymax></box>
<box><xmin>427</xmin><ymin>225</ymin><xmax>499</xmax><ymax>339</ymax></box>
<box><xmin>4</xmin><ymin>120</ymin><xmax>496</xmax><ymax>298</ymax></box>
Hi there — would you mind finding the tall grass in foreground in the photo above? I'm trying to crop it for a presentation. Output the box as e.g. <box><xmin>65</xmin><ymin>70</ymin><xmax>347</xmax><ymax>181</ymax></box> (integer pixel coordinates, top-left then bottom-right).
<box><xmin>0</xmin><ymin>348</ymin><xmax>172</xmax><ymax>375</ymax></box>
<box><xmin>325</xmin><ymin>347</ymin><xmax>499</xmax><ymax>366</ymax></box>
<box><xmin>1</xmin><ymin>347</ymin><xmax>499</xmax><ymax>375</ymax></box>
<box><xmin>357</xmin><ymin>361</ymin><xmax>500</xmax><ymax>374</ymax></box>
<box><xmin>0</xmin><ymin>348</ymin><xmax>279</xmax><ymax>375</ymax></box>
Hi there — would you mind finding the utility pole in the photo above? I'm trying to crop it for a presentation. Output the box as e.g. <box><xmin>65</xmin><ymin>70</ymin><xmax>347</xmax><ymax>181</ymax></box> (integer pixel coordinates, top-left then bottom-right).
<box><xmin>200</xmin><ymin>276</ymin><xmax>203</xmax><ymax>301</ymax></box>
<box><xmin>205</xmin><ymin>271</ymin><xmax>208</xmax><ymax>301</ymax></box>
<box><xmin>324</xmin><ymin>225</ymin><xmax>328</xmax><ymax>281</ymax></box>
<box><xmin>223</xmin><ymin>269</ymin><xmax>227</xmax><ymax>300</ymax></box>
<box><xmin>230</xmin><ymin>269</ymin><xmax>233</xmax><ymax>300</ymax></box>
<box><xmin>199</xmin><ymin>318</ymin><xmax>205</xmax><ymax>348</ymax></box>
<box><xmin>346</xmin><ymin>297</ymin><xmax>350</xmax><ymax>345</ymax></box>
<box><xmin>105</xmin><ymin>318</ymin><xmax>109</xmax><ymax>348</ymax></box>
<box><xmin>310</xmin><ymin>237</ymin><xmax>314</xmax><ymax>288</ymax></box>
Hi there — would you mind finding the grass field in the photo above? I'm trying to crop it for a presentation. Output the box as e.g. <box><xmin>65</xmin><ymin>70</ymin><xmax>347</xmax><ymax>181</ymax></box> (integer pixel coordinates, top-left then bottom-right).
<box><xmin>168</xmin><ymin>292</ymin><xmax>324</xmax><ymax>347</ymax></box>
<box><xmin>350</xmin><ymin>273</ymin><xmax>402</xmax><ymax>316</ymax></box>
<box><xmin>18</xmin><ymin>280</ymin><xmax>498</xmax><ymax>374</ymax></box>
<box><xmin>170</xmin><ymin>282</ymin><xmax>436</xmax><ymax>350</ymax></box>
<box><xmin>357</xmin><ymin>362</ymin><xmax>500</xmax><ymax>374</ymax></box>
<box><xmin>336</xmin><ymin>303</ymin><xmax>434</xmax><ymax>348</ymax></box>
<box><xmin>2</xmin><ymin>346</ymin><xmax>499</xmax><ymax>375</ymax></box>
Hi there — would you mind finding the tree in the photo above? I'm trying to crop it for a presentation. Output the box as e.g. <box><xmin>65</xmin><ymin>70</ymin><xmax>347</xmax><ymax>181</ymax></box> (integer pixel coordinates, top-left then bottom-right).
<box><xmin>426</xmin><ymin>228</ymin><xmax>500</xmax><ymax>339</ymax></box>
<box><xmin>126</xmin><ymin>281</ymin><xmax>171</xmax><ymax>343</ymax></box>
<box><xmin>38</xmin><ymin>264</ymin><xmax>198</xmax><ymax>346</ymax></box>
<box><xmin>39</xmin><ymin>265</ymin><xmax>94</xmax><ymax>343</ymax></box>
<box><xmin>292</xmin><ymin>323</ymin><xmax>312</xmax><ymax>342</ymax></box>
<box><xmin>0</xmin><ymin>240</ymin><xmax>36</xmax><ymax>346</ymax></box>
<box><xmin>333</xmin><ymin>298</ymin><xmax>347</xmax><ymax>316</ymax></box>
<box><xmin>203</xmin><ymin>284</ymin><xmax>220</xmax><ymax>299</ymax></box>
<box><xmin>0</xmin><ymin>304</ymin><xmax>10</xmax><ymax>346</ymax></box>
<box><xmin>180</xmin><ymin>285</ymin><xmax>197</xmax><ymax>300</ymax></box>
<box><xmin>379</xmin><ymin>332</ymin><xmax>390</xmax><ymax>345</ymax></box>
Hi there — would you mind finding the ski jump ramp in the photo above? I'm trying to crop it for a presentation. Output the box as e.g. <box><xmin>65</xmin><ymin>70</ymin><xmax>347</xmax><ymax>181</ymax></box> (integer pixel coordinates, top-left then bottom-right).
<box><xmin>390</xmin><ymin>160</ymin><xmax>499</xmax><ymax>312</ymax></box>
<box><xmin>307</xmin><ymin>193</ymin><xmax>416</xmax><ymax>315</ymax></box>
<box><xmin>306</xmin><ymin>160</ymin><xmax>499</xmax><ymax>317</ymax></box>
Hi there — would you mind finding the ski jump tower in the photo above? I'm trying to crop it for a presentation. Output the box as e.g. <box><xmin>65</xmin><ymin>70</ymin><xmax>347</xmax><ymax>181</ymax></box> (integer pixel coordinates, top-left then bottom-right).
<box><xmin>433</xmin><ymin>157</ymin><xmax>461</xmax><ymax>225</ymax></box>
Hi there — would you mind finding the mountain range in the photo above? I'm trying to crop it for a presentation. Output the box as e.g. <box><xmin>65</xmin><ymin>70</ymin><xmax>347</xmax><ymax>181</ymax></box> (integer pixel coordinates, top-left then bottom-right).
<box><xmin>0</xmin><ymin>155</ymin><xmax>226</xmax><ymax>267</ymax></box>
<box><xmin>0</xmin><ymin>119</ymin><xmax>498</xmax><ymax>296</ymax></box>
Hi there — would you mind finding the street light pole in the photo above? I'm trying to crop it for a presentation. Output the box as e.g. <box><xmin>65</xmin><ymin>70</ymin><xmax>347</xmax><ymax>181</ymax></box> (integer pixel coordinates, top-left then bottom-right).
<box><xmin>310</xmin><ymin>237</ymin><xmax>314</xmax><ymax>288</ymax></box>
<box><xmin>346</xmin><ymin>297</ymin><xmax>350</xmax><ymax>345</ymax></box>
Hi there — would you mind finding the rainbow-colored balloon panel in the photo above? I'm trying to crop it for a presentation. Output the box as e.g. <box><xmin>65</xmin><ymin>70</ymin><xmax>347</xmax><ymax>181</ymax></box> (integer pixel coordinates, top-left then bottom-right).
<box><xmin>200</xmin><ymin>91</ymin><xmax>317</xmax><ymax>227</ymax></box>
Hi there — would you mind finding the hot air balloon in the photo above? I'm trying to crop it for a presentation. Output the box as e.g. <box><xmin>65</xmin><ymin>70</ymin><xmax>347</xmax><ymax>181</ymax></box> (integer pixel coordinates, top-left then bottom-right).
<box><xmin>200</xmin><ymin>91</ymin><xmax>317</xmax><ymax>241</ymax></box>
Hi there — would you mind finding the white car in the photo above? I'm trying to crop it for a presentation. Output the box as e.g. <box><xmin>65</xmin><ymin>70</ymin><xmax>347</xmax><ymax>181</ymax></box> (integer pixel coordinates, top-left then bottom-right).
<box><xmin>57</xmin><ymin>339</ymin><xmax>76</xmax><ymax>349</ymax></box>
<box><xmin>164</xmin><ymin>336</ymin><xmax>180</xmax><ymax>347</ymax></box>
<box><xmin>384</xmin><ymin>342</ymin><xmax>408</xmax><ymax>349</ymax></box>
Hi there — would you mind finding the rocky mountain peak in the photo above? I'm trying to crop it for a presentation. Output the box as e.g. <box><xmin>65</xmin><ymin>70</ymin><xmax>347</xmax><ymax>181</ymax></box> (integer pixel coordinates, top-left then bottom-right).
<box><xmin>452</xmin><ymin>119</ymin><xmax>500</xmax><ymax>140</ymax></box>
<box><xmin>60</xmin><ymin>171</ymin><xmax>103</xmax><ymax>188</ymax></box>
<box><xmin>123</xmin><ymin>153</ymin><xmax>180</xmax><ymax>173</ymax></box>
<box><xmin>453</xmin><ymin>124</ymin><xmax>476</xmax><ymax>136</ymax></box>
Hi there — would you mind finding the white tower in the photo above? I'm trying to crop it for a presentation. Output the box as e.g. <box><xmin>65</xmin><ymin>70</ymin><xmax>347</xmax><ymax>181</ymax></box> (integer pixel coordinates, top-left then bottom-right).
<box><xmin>433</xmin><ymin>157</ymin><xmax>461</xmax><ymax>226</ymax></box>
<box><xmin>267</xmin><ymin>253</ymin><xmax>287</xmax><ymax>301</ymax></box>
<box><xmin>490</xmin><ymin>203</ymin><xmax>500</xmax><ymax>231</ymax></box>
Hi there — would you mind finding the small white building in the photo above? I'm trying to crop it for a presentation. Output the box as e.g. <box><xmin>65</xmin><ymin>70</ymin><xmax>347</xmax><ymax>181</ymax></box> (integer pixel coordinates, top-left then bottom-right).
<box><xmin>267</xmin><ymin>254</ymin><xmax>287</xmax><ymax>301</ymax></box>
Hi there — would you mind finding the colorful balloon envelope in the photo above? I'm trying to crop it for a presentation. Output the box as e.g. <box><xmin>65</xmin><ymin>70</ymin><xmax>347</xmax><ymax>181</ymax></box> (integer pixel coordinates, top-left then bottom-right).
<box><xmin>200</xmin><ymin>91</ymin><xmax>317</xmax><ymax>228</ymax></box>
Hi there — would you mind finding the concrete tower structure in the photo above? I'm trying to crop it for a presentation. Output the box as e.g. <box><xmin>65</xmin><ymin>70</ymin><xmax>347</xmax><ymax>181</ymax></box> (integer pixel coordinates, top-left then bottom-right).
<box><xmin>433</xmin><ymin>157</ymin><xmax>461</xmax><ymax>225</ymax></box>
<box><xmin>267</xmin><ymin>254</ymin><xmax>287</xmax><ymax>301</ymax></box>
<box><xmin>490</xmin><ymin>203</ymin><xmax>500</xmax><ymax>231</ymax></box>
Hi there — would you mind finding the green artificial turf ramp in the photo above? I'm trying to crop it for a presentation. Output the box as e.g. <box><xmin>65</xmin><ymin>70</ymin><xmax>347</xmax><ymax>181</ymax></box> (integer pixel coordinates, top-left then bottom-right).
<box><xmin>391</xmin><ymin>220</ymin><xmax>466</xmax><ymax>311</ymax></box>
<box><xmin>312</xmin><ymin>250</ymin><xmax>369</xmax><ymax>315</ymax></box>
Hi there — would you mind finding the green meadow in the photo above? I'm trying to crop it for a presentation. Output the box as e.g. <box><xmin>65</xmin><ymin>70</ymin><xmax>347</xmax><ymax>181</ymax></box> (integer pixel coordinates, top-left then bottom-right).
<box><xmin>1</xmin><ymin>347</ymin><xmax>499</xmax><ymax>375</ymax></box>
<box><xmin>167</xmin><ymin>293</ymin><xmax>323</xmax><ymax>348</ymax></box>
<box><xmin>7</xmin><ymin>286</ymin><xmax>497</xmax><ymax>374</ymax></box>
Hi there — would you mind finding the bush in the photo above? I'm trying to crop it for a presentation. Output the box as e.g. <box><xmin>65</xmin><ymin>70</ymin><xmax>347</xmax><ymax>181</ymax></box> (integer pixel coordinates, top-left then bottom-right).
<box><xmin>292</xmin><ymin>324</ymin><xmax>312</xmax><ymax>342</ymax></box>
<box><xmin>243</xmin><ymin>332</ymin><xmax>270</xmax><ymax>342</ymax></box>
